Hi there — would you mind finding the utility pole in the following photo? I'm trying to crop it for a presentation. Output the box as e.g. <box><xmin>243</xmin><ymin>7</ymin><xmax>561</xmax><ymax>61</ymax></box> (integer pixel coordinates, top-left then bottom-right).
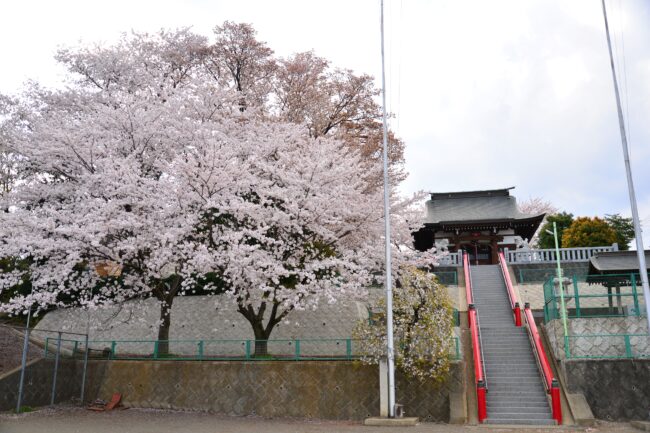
<box><xmin>601</xmin><ymin>0</ymin><xmax>650</xmax><ymax>329</ymax></box>
<box><xmin>379</xmin><ymin>0</ymin><xmax>396</xmax><ymax>418</ymax></box>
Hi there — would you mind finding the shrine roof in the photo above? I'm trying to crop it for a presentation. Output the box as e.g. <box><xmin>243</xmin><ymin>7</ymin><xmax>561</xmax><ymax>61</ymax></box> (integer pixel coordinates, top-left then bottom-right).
<box><xmin>424</xmin><ymin>187</ymin><xmax>544</xmax><ymax>225</ymax></box>
<box><xmin>588</xmin><ymin>250</ymin><xmax>650</xmax><ymax>274</ymax></box>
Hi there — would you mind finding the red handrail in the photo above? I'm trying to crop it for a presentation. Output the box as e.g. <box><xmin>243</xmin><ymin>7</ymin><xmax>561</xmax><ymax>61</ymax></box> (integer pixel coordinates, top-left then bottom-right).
<box><xmin>524</xmin><ymin>304</ymin><xmax>562</xmax><ymax>424</ymax></box>
<box><xmin>463</xmin><ymin>252</ymin><xmax>473</xmax><ymax>305</ymax></box>
<box><xmin>498</xmin><ymin>251</ymin><xmax>521</xmax><ymax>326</ymax></box>
<box><xmin>463</xmin><ymin>252</ymin><xmax>487</xmax><ymax>423</ymax></box>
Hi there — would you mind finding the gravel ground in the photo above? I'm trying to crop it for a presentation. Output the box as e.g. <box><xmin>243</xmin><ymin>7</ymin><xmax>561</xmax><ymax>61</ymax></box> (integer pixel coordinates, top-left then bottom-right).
<box><xmin>0</xmin><ymin>407</ymin><xmax>643</xmax><ymax>433</ymax></box>
<box><xmin>0</xmin><ymin>325</ymin><xmax>44</xmax><ymax>376</ymax></box>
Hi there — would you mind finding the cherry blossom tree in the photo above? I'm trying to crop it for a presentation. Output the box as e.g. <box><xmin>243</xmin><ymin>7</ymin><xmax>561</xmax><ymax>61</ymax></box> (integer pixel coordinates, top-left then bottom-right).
<box><xmin>0</xmin><ymin>27</ymin><xmax>431</xmax><ymax>356</ymax></box>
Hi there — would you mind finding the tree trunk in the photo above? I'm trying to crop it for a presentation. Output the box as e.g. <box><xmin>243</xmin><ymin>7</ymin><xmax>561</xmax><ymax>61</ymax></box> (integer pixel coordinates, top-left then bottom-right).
<box><xmin>156</xmin><ymin>300</ymin><xmax>172</xmax><ymax>357</ymax></box>
<box><xmin>252</xmin><ymin>321</ymin><xmax>271</xmax><ymax>357</ymax></box>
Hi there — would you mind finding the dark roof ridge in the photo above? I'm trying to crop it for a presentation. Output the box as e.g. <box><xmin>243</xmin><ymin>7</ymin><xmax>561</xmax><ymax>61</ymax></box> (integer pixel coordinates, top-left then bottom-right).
<box><xmin>429</xmin><ymin>187</ymin><xmax>515</xmax><ymax>200</ymax></box>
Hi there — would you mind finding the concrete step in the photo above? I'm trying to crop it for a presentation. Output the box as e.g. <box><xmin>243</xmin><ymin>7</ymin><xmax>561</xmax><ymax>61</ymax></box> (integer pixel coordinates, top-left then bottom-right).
<box><xmin>488</xmin><ymin>400</ymin><xmax>550</xmax><ymax>408</ymax></box>
<box><xmin>484</xmin><ymin>418</ymin><xmax>556</xmax><ymax>425</ymax></box>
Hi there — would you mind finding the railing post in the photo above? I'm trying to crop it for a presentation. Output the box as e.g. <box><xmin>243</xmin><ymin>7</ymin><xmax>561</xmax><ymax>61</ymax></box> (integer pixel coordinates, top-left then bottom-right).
<box><xmin>631</xmin><ymin>274</ymin><xmax>640</xmax><ymax>316</ymax></box>
<box><xmin>551</xmin><ymin>379</ymin><xmax>562</xmax><ymax>424</ymax></box>
<box><xmin>624</xmin><ymin>334</ymin><xmax>632</xmax><ymax>358</ymax></box>
<box><xmin>573</xmin><ymin>276</ymin><xmax>581</xmax><ymax>318</ymax></box>
<box><xmin>477</xmin><ymin>380</ymin><xmax>487</xmax><ymax>423</ymax></box>
<box><xmin>514</xmin><ymin>302</ymin><xmax>522</xmax><ymax>327</ymax></box>
<box><xmin>197</xmin><ymin>341</ymin><xmax>204</xmax><ymax>360</ymax></box>
<box><xmin>245</xmin><ymin>340</ymin><xmax>251</xmax><ymax>360</ymax></box>
<box><xmin>153</xmin><ymin>341</ymin><xmax>159</xmax><ymax>360</ymax></box>
<box><xmin>110</xmin><ymin>341</ymin><xmax>116</xmax><ymax>360</ymax></box>
<box><xmin>345</xmin><ymin>339</ymin><xmax>352</xmax><ymax>360</ymax></box>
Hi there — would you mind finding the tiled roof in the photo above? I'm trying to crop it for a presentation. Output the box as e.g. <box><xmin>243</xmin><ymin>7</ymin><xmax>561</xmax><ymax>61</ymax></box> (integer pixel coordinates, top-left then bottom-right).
<box><xmin>424</xmin><ymin>189</ymin><xmax>541</xmax><ymax>224</ymax></box>
<box><xmin>588</xmin><ymin>250</ymin><xmax>650</xmax><ymax>273</ymax></box>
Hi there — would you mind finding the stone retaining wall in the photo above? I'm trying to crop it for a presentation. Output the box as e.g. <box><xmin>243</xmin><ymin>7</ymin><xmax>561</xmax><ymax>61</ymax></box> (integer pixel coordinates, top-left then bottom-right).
<box><xmin>94</xmin><ymin>360</ymin><xmax>464</xmax><ymax>421</ymax></box>
<box><xmin>560</xmin><ymin>359</ymin><xmax>650</xmax><ymax>421</ymax></box>
<box><xmin>0</xmin><ymin>358</ymin><xmax>106</xmax><ymax>411</ymax></box>
<box><xmin>545</xmin><ymin>317</ymin><xmax>649</xmax><ymax>360</ymax></box>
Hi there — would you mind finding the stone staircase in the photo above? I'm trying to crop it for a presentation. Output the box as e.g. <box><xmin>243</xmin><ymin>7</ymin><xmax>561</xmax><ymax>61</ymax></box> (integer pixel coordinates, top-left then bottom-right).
<box><xmin>471</xmin><ymin>264</ymin><xmax>555</xmax><ymax>425</ymax></box>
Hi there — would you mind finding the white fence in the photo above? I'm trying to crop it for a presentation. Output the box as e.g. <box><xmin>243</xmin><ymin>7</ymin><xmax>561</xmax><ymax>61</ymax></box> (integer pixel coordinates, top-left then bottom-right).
<box><xmin>504</xmin><ymin>244</ymin><xmax>618</xmax><ymax>264</ymax></box>
<box><xmin>436</xmin><ymin>251</ymin><xmax>463</xmax><ymax>266</ymax></box>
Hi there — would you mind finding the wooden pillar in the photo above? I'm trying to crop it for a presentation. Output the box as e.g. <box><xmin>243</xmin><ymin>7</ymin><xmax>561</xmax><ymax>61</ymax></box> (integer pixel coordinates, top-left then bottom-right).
<box><xmin>490</xmin><ymin>238</ymin><xmax>499</xmax><ymax>265</ymax></box>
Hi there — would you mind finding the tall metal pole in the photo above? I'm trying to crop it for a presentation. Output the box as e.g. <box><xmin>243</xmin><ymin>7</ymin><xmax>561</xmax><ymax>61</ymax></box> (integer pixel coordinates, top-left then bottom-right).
<box><xmin>15</xmin><ymin>306</ymin><xmax>32</xmax><ymax>413</ymax></box>
<box><xmin>380</xmin><ymin>0</ymin><xmax>396</xmax><ymax>418</ymax></box>
<box><xmin>552</xmin><ymin>223</ymin><xmax>570</xmax><ymax>356</ymax></box>
<box><xmin>601</xmin><ymin>0</ymin><xmax>650</xmax><ymax>329</ymax></box>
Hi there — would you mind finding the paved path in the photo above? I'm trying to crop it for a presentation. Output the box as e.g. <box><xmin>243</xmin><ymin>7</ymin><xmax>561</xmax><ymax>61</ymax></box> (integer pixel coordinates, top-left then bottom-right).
<box><xmin>0</xmin><ymin>407</ymin><xmax>642</xmax><ymax>433</ymax></box>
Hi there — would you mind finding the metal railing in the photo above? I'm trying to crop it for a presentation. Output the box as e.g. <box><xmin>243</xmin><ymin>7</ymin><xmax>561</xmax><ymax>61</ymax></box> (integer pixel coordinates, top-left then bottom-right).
<box><xmin>43</xmin><ymin>336</ymin><xmax>463</xmax><ymax>362</ymax></box>
<box><xmin>523</xmin><ymin>304</ymin><xmax>562</xmax><ymax>424</ymax></box>
<box><xmin>543</xmin><ymin>273</ymin><xmax>647</xmax><ymax>323</ymax></box>
<box><xmin>505</xmin><ymin>244</ymin><xmax>618</xmax><ymax>264</ymax></box>
<box><xmin>565</xmin><ymin>333</ymin><xmax>650</xmax><ymax>359</ymax></box>
<box><xmin>463</xmin><ymin>251</ymin><xmax>487</xmax><ymax>423</ymax></box>
<box><xmin>434</xmin><ymin>270</ymin><xmax>458</xmax><ymax>286</ymax></box>
<box><xmin>498</xmin><ymin>251</ymin><xmax>522</xmax><ymax>326</ymax></box>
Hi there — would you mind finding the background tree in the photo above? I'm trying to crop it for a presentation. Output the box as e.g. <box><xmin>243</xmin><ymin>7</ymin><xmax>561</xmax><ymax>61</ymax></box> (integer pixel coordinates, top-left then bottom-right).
<box><xmin>354</xmin><ymin>266</ymin><xmax>454</xmax><ymax>381</ymax></box>
<box><xmin>604</xmin><ymin>213</ymin><xmax>635</xmax><ymax>250</ymax></box>
<box><xmin>517</xmin><ymin>197</ymin><xmax>558</xmax><ymax>246</ymax></box>
<box><xmin>537</xmin><ymin>212</ymin><xmax>574</xmax><ymax>249</ymax></box>
<box><xmin>562</xmin><ymin>217</ymin><xmax>618</xmax><ymax>248</ymax></box>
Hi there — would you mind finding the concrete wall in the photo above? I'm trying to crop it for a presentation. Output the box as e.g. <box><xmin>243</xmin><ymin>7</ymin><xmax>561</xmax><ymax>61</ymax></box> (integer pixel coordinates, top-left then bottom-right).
<box><xmin>93</xmin><ymin>360</ymin><xmax>464</xmax><ymax>421</ymax></box>
<box><xmin>0</xmin><ymin>358</ymin><xmax>106</xmax><ymax>411</ymax></box>
<box><xmin>561</xmin><ymin>359</ymin><xmax>650</xmax><ymax>421</ymax></box>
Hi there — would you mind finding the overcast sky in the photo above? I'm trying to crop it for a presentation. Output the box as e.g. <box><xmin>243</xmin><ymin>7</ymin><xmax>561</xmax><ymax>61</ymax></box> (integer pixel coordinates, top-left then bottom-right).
<box><xmin>1</xmin><ymin>0</ymin><xmax>648</xmax><ymax>246</ymax></box>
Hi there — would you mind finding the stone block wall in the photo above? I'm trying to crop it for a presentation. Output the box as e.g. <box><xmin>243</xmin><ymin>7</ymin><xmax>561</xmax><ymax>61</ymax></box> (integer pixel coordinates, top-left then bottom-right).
<box><xmin>545</xmin><ymin>317</ymin><xmax>649</xmax><ymax>360</ymax></box>
<box><xmin>561</xmin><ymin>359</ymin><xmax>650</xmax><ymax>421</ymax></box>
<box><xmin>93</xmin><ymin>360</ymin><xmax>464</xmax><ymax>421</ymax></box>
<box><xmin>0</xmin><ymin>358</ymin><xmax>106</xmax><ymax>411</ymax></box>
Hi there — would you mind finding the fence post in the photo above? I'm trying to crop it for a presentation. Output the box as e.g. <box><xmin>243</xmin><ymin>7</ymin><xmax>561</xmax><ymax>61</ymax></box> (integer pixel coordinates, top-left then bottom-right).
<box><xmin>346</xmin><ymin>339</ymin><xmax>352</xmax><ymax>360</ymax></box>
<box><xmin>573</xmin><ymin>276</ymin><xmax>581</xmax><ymax>318</ymax></box>
<box><xmin>50</xmin><ymin>332</ymin><xmax>62</xmax><ymax>406</ymax></box>
<box><xmin>624</xmin><ymin>334</ymin><xmax>632</xmax><ymax>358</ymax></box>
<box><xmin>294</xmin><ymin>340</ymin><xmax>301</xmax><ymax>361</ymax></box>
<box><xmin>153</xmin><ymin>341</ymin><xmax>159</xmax><ymax>360</ymax></box>
<box><xmin>245</xmin><ymin>340</ymin><xmax>251</xmax><ymax>360</ymax></box>
<box><xmin>16</xmin><ymin>325</ymin><xmax>31</xmax><ymax>413</ymax></box>
<box><xmin>631</xmin><ymin>274</ymin><xmax>640</xmax><ymax>316</ymax></box>
<box><xmin>110</xmin><ymin>341</ymin><xmax>116</xmax><ymax>360</ymax></box>
<box><xmin>80</xmin><ymin>332</ymin><xmax>90</xmax><ymax>403</ymax></box>
<box><xmin>197</xmin><ymin>341</ymin><xmax>204</xmax><ymax>360</ymax></box>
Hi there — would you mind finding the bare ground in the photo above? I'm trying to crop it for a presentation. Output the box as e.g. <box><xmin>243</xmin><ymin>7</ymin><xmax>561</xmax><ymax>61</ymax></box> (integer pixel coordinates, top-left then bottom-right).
<box><xmin>0</xmin><ymin>406</ymin><xmax>643</xmax><ymax>433</ymax></box>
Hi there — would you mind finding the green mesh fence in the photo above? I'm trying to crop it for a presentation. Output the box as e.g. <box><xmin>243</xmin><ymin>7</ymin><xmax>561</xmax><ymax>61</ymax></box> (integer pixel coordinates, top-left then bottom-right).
<box><xmin>44</xmin><ymin>336</ymin><xmax>462</xmax><ymax>361</ymax></box>
<box><xmin>543</xmin><ymin>273</ymin><xmax>647</xmax><ymax>323</ymax></box>
<box><xmin>565</xmin><ymin>333</ymin><xmax>650</xmax><ymax>359</ymax></box>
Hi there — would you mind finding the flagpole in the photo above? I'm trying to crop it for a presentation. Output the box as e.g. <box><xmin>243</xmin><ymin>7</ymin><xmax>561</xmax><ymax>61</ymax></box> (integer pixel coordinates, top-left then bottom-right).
<box><xmin>601</xmin><ymin>0</ymin><xmax>650</xmax><ymax>328</ymax></box>
<box><xmin>380</xmin><ymin>0</ymin><xmax>396</xmax><ymax>418</ymax></box>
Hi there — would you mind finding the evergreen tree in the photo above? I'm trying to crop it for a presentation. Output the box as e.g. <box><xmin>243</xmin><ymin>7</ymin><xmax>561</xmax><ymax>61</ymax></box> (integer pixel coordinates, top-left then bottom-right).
<box><xmin>537</xmin><ymin>212</ymin><xmax>574</xmax><ymax>249</ymax></box>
